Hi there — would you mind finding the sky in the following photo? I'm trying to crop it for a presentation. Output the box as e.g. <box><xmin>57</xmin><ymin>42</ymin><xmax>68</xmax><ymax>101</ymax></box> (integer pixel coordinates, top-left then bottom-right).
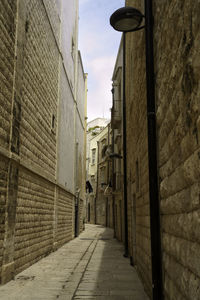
<box><xmin>78</xmin><ymin>0</ymin><xmax>125</xmax><ymax>122</ymax></box>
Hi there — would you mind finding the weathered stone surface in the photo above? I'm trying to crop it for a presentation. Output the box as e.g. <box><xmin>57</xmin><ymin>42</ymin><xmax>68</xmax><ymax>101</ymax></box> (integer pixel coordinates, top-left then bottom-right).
<box><xmin>19</xmin><ymin>0</ymin><xmax>59</xmax><ymax>177</ymax></box>
<box><xmin>56</xmin><ymin>188</ymin><xmax>74</xmax><ymax>247</ymax></box>
<box><xmin>14</xmin><ymin>167</ymin><xmax>55</xmax><ymax>274</ymax></box>
<box><xmin>155</xmin><ymin>1</ymin><xmax>200</xmax><ymax>298</ymax></box>
<box><xmin>0</xmin><ymin>0</ymin><xmax>17</xmax><ymax>150</ymax></box>
<box><xmin>163</xmin><ymin>252</ymin><xmax>200</xmax><ymax>300</ymax></box>
<box><xmin>125</xmin><ymin>0</ymin><xmax>152</xmax><ymax>296</ymax></box>
<box><xmin>1</xmin><ymin>262</ymin><xmax>14</xmax><ymax>284</ymax></box>
<box><xmin>0</xmin><ymin>157</ymin><xmax>9</xmax><ymax>274</ymax></box>
<box><xmin>125</xmin><ymin>0</ymin><xmax>200</xmax><ymax>299</ymax></box>
<box><xmin>0</xmin><ymin>0</ymin><xmax>85</xmax><ymax>284</ymax></box>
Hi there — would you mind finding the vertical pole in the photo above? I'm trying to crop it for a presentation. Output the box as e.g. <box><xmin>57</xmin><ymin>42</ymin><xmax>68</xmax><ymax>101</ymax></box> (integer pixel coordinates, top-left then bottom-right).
<box><xmin>95</xmin><ymin>141</ymin><xmax>100</xmax><ymax>224</ymax></box>
<box><xmin>111</xmin><ymin>90</ymin><xmax>116</xmax><ymax>236</ymax></box>
<box><xmin>144</xmin><ymin>0</ymin><xmax>163</xmax><ymax>298</ymax></box>
<box><xmin>122</xmin><ymin>33</ymin><xmax>128</xmax><ymax>257</ymax></box>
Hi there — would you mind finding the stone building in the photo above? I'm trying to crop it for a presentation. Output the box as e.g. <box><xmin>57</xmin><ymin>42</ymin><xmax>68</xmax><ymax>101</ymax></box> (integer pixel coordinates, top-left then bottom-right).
<box><xmin>95</xmin><ymin>124</ymin><xmax>113</xmax><ymax>227</ymax></box>
<box><xmin>86</xmin><ymin>118</ymin><xmax>110</xmax><ymax>224</ymax></box>
<box><xmin>0</xmin><ymin>0</ymin><xmax>87</xmax><ymax>284</ymax></box>
<box><xmin>111</xmin><ymin>0</ymin><xmax>200</xmax><ymax>299</ymax></box>
<box><xmin>111</xmin><ymin>39</ymin><xmax>124</xmax><ymax>242</ymax></box>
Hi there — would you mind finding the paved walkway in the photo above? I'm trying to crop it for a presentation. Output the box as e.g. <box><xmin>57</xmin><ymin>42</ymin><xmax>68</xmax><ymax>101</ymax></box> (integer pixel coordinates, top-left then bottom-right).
<box><xmin>0</xmin><ymin>225</ymin><xmax>149</xmax><ymax>300</ymax></box>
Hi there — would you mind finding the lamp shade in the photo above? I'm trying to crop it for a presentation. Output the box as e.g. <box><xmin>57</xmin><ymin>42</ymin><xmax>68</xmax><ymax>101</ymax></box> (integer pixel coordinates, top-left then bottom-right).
<box><xmin>110</xmin><ymin>7</ymin><xmax>143</xmax><ymax>32</ymax></box>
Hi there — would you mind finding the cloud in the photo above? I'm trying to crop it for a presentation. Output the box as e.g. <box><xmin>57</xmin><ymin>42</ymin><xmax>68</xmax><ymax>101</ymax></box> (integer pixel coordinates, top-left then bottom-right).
<box><xmin>88</xmin><ymin>56</ymin><xmax>116</xmax><ymax>74</ymax></box>
<box><xmin>86</xmin><ymin>56</ymin><xmax>116</xmax><ymax>121</ymax></box>
<box><xmin>79</xmin><ymin>32</ymin><xmax>100</xmax><ymax>58</ymax></box>
<box><xmin>79</xmin><ymin>0</ymin><xmax>91</xmax><ymax>5</ymax></box>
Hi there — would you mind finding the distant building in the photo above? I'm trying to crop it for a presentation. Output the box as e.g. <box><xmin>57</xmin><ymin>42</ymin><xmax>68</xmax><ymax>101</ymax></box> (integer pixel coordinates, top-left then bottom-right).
<box><xmin>111</xmin><ymin>38</ymin><xmax>124</xmax><ymax>242</ymax></box>
<box><xmin>87</xmin><ymin>118</ymin><xmax>110</xmax><ymax>130</ymax></box>
<box><xmin>86</xmin><ymin>119</ymin><xmax>112</xmax><ymax>225</ymax></box>
<box><xmin>95</xmin><ymin>125</ymin><xmax>113</xmax><ymax>227</ymax></box>
<box><xmin>86</xmin><ymin>118</ymin><xmax>110</xmax><ymax>181</ymax></box>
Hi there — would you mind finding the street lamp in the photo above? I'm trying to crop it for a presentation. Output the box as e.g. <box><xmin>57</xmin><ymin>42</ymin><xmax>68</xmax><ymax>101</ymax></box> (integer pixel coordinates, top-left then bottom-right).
<box><xmin>110</xmin><ymin>7</ymin><xmax>144</xmax><ymax>32</ymax></box>
<box><xmin>110</xmin><ymin>3</ymin><xmax>163</xmax><ymax>300</ymax></box>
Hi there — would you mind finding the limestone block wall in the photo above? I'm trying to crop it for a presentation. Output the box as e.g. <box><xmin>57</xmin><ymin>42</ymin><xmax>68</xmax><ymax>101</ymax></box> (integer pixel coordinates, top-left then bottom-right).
<box><xmin>0</xmin><ymin>0</ymin><xmax>85</xmax><ymax>284</ymax></box>
<box><xmin>56</xmin><ymin>188</ymin><xmax>74</xmax><ymax>248</ymax></box>
<box><xmin>20</xmin><ymin>0</ymin><xmax>58</xmax><ymax>177</ymax></box>
<box><xmin>125</xmin><ymin>0</ymin><xmax>200</xmax><ymax>299</ymax></box>
<box><xmin>0</xmin><ymin>1</ymin><xmax>17</xmax><ymax>150</ymax></box>
<box><xmin>126</xmin><ymin>1</ymin><xmax>152</xmax><ymax>296</ymax></box>
<box><xmin>0</xmin><ymin>158</ymin><xmax>9</xmax><ymax>279</ymax></box>
<box><xmin>0</xmin><ymin>0</ymin><xmax>17</xmax><ymax>280</ymax></box>
<box><xmin>14</xmin><ymin>168</ymin><xmax>54</xmax><ymax>274</ymax></box>
<box><xmin>114</xmin><ymin>194</ymin><xmax>124</xmax><ymax>243</ymax></box>
<box><xmin>79</xmin><ymin>199</ymin><xmax>84</xmax><ymax>233</ymax></box>
<box><xmin>154</xmin><ymin>1</ymin><xmax>200</xmax><ymax>299</ymax></box>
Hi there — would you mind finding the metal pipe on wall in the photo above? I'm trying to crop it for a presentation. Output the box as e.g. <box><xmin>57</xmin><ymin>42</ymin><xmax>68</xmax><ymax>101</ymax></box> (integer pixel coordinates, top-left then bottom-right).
<box><xmin>111</xmin><ymin>88</ymin><xmax>116</xmax><ymax>237</ymax></box>
<box><xmin>122</xmin><ymin>33</ymin><xmax>129</xmax><ymax>257</ymax></box>
<box><xmin>144</xmin><ymin>0</ymin><xmax>163</xmax><ymax>298</ymax></box>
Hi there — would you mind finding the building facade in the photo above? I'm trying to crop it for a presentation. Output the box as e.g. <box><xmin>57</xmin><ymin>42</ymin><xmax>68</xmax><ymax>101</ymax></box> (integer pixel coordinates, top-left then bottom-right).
<box><xmin>111</xmin><ymin>0</ymin><xmax>200</xmax><ymax>299</ymax></box>
<box><xmin>111</xmin><ymin>39</ymin><xmax>124</xmax><ymax>242</ymax></box>
<box><xmin>86</xmin><ymin>118</ymin><xmax>110</xmax><ymax>224</ymax></box>
<box><xmin>0</xmin><ymin>0</ymin><xmax>87</xmax><ymax>284</ymax></box>
<box><xmin>95</xmin><ymin>125</ymin><xmax>113</xmax><ymax>227</ymax></box>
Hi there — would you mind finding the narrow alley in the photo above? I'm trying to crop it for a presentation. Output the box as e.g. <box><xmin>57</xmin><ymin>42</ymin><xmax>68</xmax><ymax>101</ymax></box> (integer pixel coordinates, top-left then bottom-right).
<box><xmin>0</xmin><ymin>225</ymin><xmax>148</xmax><ymax>300</ymax></box>
<box><xmin>0</xmin><ymin>0</ymin><xmax>200</xmax><ymax>299</ymax></box>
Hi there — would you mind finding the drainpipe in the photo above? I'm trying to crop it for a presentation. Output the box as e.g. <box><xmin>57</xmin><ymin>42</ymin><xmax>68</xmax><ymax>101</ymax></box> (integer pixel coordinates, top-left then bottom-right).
<box><xmin>144</xmin><ymin>0</ymin><xmax>163</xmax><ymax>299</ymax></box>
<box><xmin>111</xmin><ymin>88</ymin><xmax>116</xmax><ymax>237</ymax></box>
<box><xmin>106</xmin><ymin>125</ymin><xmax>110</xmax><ymax>227</ymax></box>
<box><xmin>122</xmin><ymin>33</ymin><xmax>128</xmax><ymax>257</ymax></box>
<box><xmin>95</xmin><ymin>141</ymin><xmax>100</xmax><ymax>224</ymax></box>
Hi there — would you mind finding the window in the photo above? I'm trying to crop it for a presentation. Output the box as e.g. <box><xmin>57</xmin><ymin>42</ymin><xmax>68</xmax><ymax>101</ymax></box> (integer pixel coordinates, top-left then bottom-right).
<box><xmin>52</xmin><ymin>114</ymin><xmax>55</xmax><ymax>129</ymax></box>
<box><xmin>91</xmin><ymin>148</ymin><xmax>96</xmax><ymax>164</ymax></box>
<box><xmin>51</xmin><ymin>114</ymin><xmax>56</xmax><ymax>133</ymax></box>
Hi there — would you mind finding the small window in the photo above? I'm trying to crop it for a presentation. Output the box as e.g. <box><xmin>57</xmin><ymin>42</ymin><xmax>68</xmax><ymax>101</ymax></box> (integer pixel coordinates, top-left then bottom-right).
<box><xmin>51</xmin><ymin>114</ymin><xmax>55</xmax><ymax>133</ymax></box>
<box><xmin>91</xmin><ymin>148</ymin><xmax>96</xmax><ymax>164</ymax></box>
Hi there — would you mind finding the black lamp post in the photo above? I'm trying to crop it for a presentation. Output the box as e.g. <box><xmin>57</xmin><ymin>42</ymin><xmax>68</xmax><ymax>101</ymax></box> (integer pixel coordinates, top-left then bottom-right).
<box><xmin>110</xmin><ymin>3</ymin><xmax>163</xmax><ymax>300</ymax></box>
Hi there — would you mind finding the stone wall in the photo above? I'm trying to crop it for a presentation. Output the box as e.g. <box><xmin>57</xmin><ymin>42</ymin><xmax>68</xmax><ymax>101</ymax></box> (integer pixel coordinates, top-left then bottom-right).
<box><xmin>56</xmin><ymin>188</ymin><xmax>73</xmax><ymax>248</ymax></box>
<box><xmin>0</xmin><ymin>0</ymin><xmax>17</xmax><ymax>151</ymax></box>
<box><xmin>14</xmin><ymin>168</ymin><xmax>55</xmax><ymax>275</ymax></box>
<box><xmin>0</xmin><ymin>158</ymin><xmax>9</xmax><ymax>281</ymax></box>
<box><xmin>125</xmin><ymin>0</ymin><xmax>200</xmax><ymax>299</ymax></box>
<box><xmin>20</xmin><ymin>0</ymin><xmax>59</xmax><ymax>177</ymax></box>
<box><xmin>125</xmin><ymin>0</ymin><xmax>152</xmax><ymax>296</ymax></box>
<box><xmin>0</xmin><ymin>0</ymin><xmax>85</xmax><ymax>284</ymax></box>
<box><xmin>0</xmin><ymin>0</ymin><xmax>18</xmax><ymax>282</ymax></box>
<box><xmin>154</xmin><ymin>1</ymin><xmax>200</xmax><ymax>299</ymax></box>
<box><xmin>79</xmin><ymin>199</ymin><xmax>84</xmax><ymax>233</ymax></box>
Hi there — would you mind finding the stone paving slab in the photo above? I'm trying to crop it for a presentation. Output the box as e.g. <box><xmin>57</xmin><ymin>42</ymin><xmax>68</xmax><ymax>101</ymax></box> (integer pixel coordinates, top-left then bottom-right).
<box><xmin>0</xmin><ymin>225</ymin><xmax>149</xmax><ymax>300</ymax></box>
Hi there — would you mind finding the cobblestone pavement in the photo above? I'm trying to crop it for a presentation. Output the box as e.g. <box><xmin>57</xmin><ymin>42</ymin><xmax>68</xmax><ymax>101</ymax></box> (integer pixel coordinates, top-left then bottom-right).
<box><xmin>0</xmin><ymin>225</ymin><xmax>149</xmax><ymax>300</ymax></box>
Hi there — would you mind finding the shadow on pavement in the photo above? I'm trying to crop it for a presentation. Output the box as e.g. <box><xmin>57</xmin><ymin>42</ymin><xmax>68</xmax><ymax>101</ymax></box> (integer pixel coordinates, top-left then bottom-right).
<box><xmin>74</xmin><ymin>225</ymin><xmax>149</xmax><ymax>300</ymax></box>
